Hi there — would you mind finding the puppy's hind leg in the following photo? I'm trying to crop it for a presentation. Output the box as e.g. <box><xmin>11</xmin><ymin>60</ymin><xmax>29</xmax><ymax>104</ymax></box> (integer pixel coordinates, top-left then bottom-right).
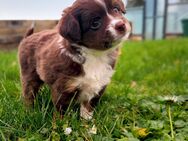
<box><xmin>21</xmin><ymin>74</ymin><xmax>43</xmax><ymax>107</ymax></box>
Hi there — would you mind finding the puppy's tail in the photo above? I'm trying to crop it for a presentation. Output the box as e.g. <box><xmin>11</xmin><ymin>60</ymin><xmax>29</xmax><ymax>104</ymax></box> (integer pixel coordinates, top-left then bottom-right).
<box><xmin>24</xmin><ymin>21</ymin><xmax>35</xmax><ymax>38</ymax></box>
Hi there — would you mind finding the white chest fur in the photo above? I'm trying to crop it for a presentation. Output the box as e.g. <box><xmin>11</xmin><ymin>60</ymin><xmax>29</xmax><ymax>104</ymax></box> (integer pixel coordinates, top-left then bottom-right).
<box><xmin>75</xmin><ymin>49</ymin><xmax>115</xmax><ymax>102</ymax></box>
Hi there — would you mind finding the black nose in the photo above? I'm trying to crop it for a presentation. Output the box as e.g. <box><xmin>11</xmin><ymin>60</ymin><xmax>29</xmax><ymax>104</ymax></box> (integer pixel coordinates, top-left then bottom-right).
<box><xmin>115</xmin><ymin>21</ymin><xmax>126</xmax><ymax>33</ymax></box>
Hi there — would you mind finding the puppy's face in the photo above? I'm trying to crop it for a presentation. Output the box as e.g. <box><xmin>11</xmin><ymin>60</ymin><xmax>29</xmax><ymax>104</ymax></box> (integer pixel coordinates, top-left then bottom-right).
<box><xmin>59</xmin><ymin>0</ymin><xmax>131</xmax><ymax>50</ymax></box>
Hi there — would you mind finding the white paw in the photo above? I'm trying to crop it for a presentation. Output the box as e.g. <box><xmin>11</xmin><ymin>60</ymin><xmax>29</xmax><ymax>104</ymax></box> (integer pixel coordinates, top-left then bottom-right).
<box><xmin>80</xmin><ymin>104</ymin><xmax>93</xmax><ymax>120</ymax></box>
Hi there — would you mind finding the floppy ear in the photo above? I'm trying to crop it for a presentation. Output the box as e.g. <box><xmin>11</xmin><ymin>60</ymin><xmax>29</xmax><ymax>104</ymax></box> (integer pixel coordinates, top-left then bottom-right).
<box><xmin>59</xmin><ymin>13</ymin><xmax>81</xmax><ymax>42</ymax></box>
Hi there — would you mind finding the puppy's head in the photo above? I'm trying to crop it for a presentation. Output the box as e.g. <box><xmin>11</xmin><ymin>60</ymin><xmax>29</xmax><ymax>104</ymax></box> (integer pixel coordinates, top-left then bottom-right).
<box><xmin>59</xmin><ymin>0</ymin><xmax>131</xmax><ymax>50</ymax></box>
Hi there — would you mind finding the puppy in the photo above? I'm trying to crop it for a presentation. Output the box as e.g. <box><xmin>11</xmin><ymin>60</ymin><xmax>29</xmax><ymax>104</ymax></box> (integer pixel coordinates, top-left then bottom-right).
<box><xmin>18</xmin><ymin>0</ymin><xmax>131</xmax><ymax>120</ymax></box>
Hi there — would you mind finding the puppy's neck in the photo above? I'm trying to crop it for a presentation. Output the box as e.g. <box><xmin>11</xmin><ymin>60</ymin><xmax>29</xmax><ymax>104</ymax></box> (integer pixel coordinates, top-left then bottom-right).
<box><xmin>71</xmin><ymin>43</ymin><xmax>118</xmax><ymax>58</ymax></box>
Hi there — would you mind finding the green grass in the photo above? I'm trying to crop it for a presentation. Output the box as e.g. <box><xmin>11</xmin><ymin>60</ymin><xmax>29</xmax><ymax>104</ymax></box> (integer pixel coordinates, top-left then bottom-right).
<box><xmin>0</xmin><ymin>38</ymin><xmax>188</xmax><ymax>141</ymax></box>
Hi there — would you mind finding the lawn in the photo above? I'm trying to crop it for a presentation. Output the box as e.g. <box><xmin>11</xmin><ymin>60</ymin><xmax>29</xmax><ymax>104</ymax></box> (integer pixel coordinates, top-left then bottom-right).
<box><xmin>0</xmin><ymin>38</ymin><xmax>188</xmax><ymax>141</ymax></box>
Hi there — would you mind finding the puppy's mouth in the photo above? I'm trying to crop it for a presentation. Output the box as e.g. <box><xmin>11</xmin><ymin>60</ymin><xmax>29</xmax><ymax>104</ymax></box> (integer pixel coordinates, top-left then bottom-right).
<box><xmin>103</xmin><ymin>30</ymin><xmax>131</xmax><ymax>50</ymax></box>
<box><xmin>104</xmin><ymin>41</ymin><xmax>113</xmax><ymax>49</ymax></box>
<box><xmin>104</xmin><ymin>36</ymin><xmax>124</xmax><ymax>49</ymax></box>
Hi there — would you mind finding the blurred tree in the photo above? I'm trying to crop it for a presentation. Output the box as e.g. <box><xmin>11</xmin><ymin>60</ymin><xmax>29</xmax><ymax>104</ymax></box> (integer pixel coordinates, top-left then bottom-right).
<box><xmin>127</xmin><ymin>0</ymin><xmax>144</xmax><ymax>7</ymax></box>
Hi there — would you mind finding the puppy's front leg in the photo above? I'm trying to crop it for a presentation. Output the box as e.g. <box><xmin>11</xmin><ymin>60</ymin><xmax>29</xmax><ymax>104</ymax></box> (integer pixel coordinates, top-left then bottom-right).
<box><xmin>52</xmin><ymin>90</ymin><xmax>78</xmax><ymax>116</ymax></box>
<box><xmin>80</xmin><ymin>86</ymin><xmax>106</xmax><ymax>120</ymax></box>
<box><xmin>80</xmin><ymin>101</ymin><xmax>94</xmax><ymax>120</ymax></box>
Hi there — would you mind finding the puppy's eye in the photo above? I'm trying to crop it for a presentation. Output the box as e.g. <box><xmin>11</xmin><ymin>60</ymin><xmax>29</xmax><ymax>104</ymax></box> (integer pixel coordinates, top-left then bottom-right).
<box><xmin>113</xmin><ymin>6</ymin><xmax>126</xmax><ymax>15</ymax></box>
<box><xmin>90</xmin><ymin>17</ymin><xmax>102</xmax><ymax>30</ymax></box>
<box><xmin>113</xmin><ymin>7</ymin><xmax>120</xmax><ymax>13</ymax></box>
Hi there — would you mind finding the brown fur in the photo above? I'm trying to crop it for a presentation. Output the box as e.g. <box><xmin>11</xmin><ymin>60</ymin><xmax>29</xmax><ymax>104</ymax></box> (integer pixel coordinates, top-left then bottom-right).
<box><xmin>19</xmin><ymin>29</ymin><xmax>83</xmax><ymax>111</ymax></box>
<box><xmin>18</xmin><ymin>0</ymin><xmax>130</xmax><ymax>117</ymax></box>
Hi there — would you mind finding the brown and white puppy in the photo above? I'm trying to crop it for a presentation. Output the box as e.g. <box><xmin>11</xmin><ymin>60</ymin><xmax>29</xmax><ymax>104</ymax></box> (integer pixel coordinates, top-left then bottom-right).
<box><xmin>18</xmin><ymin>0</ymin><xmax>131</xmax><ymax>120</ymax></box>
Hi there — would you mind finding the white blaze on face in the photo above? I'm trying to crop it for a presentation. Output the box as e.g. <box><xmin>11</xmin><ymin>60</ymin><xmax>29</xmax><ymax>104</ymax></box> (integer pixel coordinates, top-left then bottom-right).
<box><xmin>108</xmin><ymin>19</ymin><xmax>123</xmax><ymax>38</ymax></box>
<box><xmin>122</xmin><ymin>0</ymin><xmax>127</xmax><ymax>6</ymax></box>
<box><xmin>108</xmin><ymin>17</ymin><xmax>131</xmax><ymax>40</ymax></box>
<box><xmin>94</xmin><ymin>0</ymin><xmax>108</xmax><ymax>13</ymax></box>
<box><xmin>94</xmin><ymin>0</ymin><xmax>131</xmax><ymax>40</ymax></box>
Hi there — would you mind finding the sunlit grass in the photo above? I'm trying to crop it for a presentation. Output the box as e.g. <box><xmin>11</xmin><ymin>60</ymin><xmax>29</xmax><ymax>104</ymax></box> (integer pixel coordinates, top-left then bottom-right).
<box><xmin>0</xmin><ymin>38</ymin><xmax>188</xmax><ymax>141</ymax></box>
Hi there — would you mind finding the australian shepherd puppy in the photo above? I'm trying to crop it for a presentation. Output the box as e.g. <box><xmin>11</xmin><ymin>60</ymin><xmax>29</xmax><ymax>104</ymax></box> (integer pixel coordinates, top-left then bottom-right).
<box><xmin>18</xmin><ymin>0</ymin><xmax>131</xmax><ymax>120</ymax></box>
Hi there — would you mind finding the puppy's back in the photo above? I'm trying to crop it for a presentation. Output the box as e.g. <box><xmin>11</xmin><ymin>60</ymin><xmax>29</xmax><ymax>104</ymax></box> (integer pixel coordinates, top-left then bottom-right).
<box><xmin>18</xmin><ymin>29</ymin><xmax>59</xmax><ymax>77</ymax></box>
